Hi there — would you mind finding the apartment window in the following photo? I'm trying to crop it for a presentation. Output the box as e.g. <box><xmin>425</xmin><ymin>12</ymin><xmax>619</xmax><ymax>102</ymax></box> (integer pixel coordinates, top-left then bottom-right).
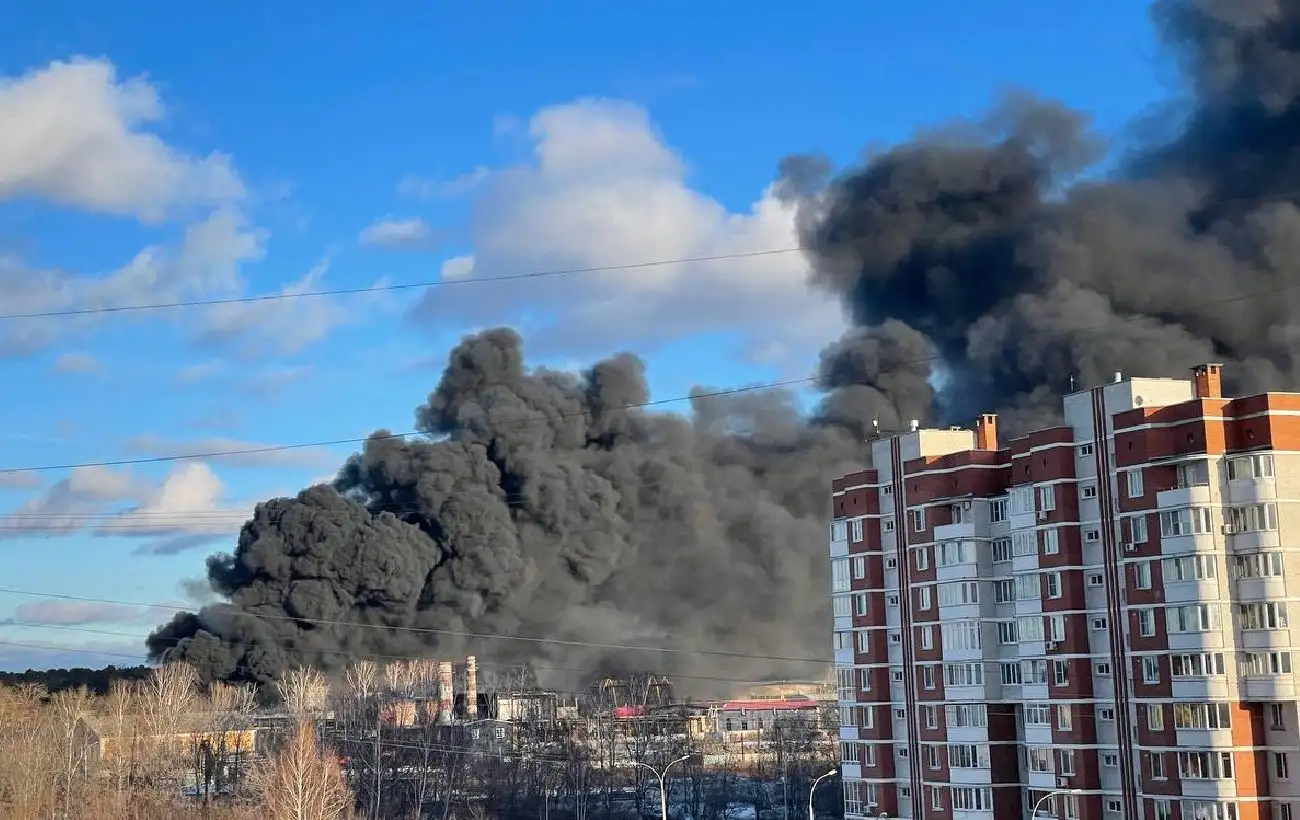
<box><xmin>1172</xmin><ymin>652</ymin><xmax>1226</xmax><ymax>677</ymax></box>
<box><xmin>925</xmin><ymin>745</ymin><xmax>942</xmax><ymax>770</ymax></box>
<box><xmin>1135</xmin><ymin>561</ymin><xmax>1152</xmax><ymax>590</ymax></box>
<box><xmin>1021</xmin><ymin>659</ymin><xmax>1047</xmax><ymax>684</ymax></box>
<box><xmin>888</xmin><ymin>632</ymin><xmax>901</xmax><ymax>645</ymax></box>
<box><xmin>1271</xmin><ymin>703</ymin><xmax>1286</xmax><ymax>730</ymax></box>
<box><xmin>1047</xmin><ymin>614</ymin><xmax>1066</xmax><ymax>642</ymax></box>
<box><xmin>856</xmin><ymin>631</ymin><xmax>870</xmax><ymax>652</ymax></box>
<box><xmin>1015</xmin><ymin>573</ymin><xmax>1040</xmax><ymax>601</ymax></box>
<box><xmin>891</xmin><ymin>669</ymin><xmax>903</xmax><ymax>683</ymax></box>
<box><xmin>858</xmin><ymin>668</ymin><xmax>872</xmax><ymax>692</ymax></box>
<box><xmin>1026</xmin><ymin>746</ymin><xmax>1054</xmax><ymax>773</ymax></box>
<box><xmin>1234</xmin><ymin>552</ymin><xmax>1284</xmax><ymax>579</ymax></box>
<box><xmin>936</xmin><ymin>540</ymin><xmax>977</xmax><ymax>567</ymax></box>
<box><xmin>833</xmin><ymin>596</ymin><xmax>852</xmax><ymax>618</ymax></box>
<box><xmin>1132</xmin><ymin>514</ymin><xmax>1148</xmax><ymax>543</ymax></box>
<box><xmin>1229</xmin><ymin>503</ymin><xmax>1279</xmax><ymax>533</ymax></box>
<box><xmin>887</xmin><ymin>593</ymin><xmax>899</xmax><ymax>607</ymax></box>
<box><xmin>863</xmin><ymin>745</ymin><xmax>877</xmax><ymax>767</ymax></box>
<box><xmin>1098</xmin><ymin>707</ymin><xmax>1115</xmax><ymax>720</ymax></box>
<box><xmin>1127</xmin><ymin>469</ymin><xmax>1144</xmax><ymax>498</ymax></box>
<box><xmin>948</xmin><ymin>744</ymin><xmax>990</xmax><ymax>769</ymax></box>
<box><xmin>1169</xmin><ymin>604</ymin><xmax>1220</xmax><ymax>633</ymax></box>
<box><xmin>1059</xmin><ymin>748</ymin><xmax>1076</xmax><ymax>775</ymax></box>
<box><xmin>1012</xmin><ymin>530</ymin><xmax>1036</xmax><ymax>557</ymax></box>
<box><xmin>1166</xmin><ymin>554</ymin><xmax>1217</xmax><ymax>582</ymax></box>
<box><xmin>1083</xmin><ymin>528</ymin><xmax>1100</xmax><ymax>543</ymax></box>
<box><xmin>843</xmin><ymin>781</ymin><xmax>862</xmax><ymax>816</ymax></box>
<box><xmin>1088</xmin><ymin>572</ymin><xmax>1104</xmax><ymax>587</ymax></box>
<box><xmin>1161</xmin><ymin>507</ymin><xmax>1213</xmax><ymax>537</ymax></box>
<box><xmin>882</xmin><ymin>485</ymin><xmax>893</xmax><ymax>496</ymax></box>
<box><xmin>913</xmin><ymin>548</ymin><xmax>928</xmax><ymax>571</ymax></box>
<box><xmin>918</xmin><ymin>586</ymin><xmax>932</xmax><ymax>610</ymax></box>
<box><xmin>1095</xmin><ymin>661</ymin><xmax>1112</xmax><ymax>676</ymax></box>
<box><xmin>1137</xmin><ymin>609</ymin><xmax>1156</xmax><ymax>637</ymax></box>
<box><xmin>885</xmin><ymin>556</ymin><xmax>897</xmax><ymax>569</ymax></box>
<box><xmin>1018</xmin><ymin>615</ymin><xmax>1045</xmax><ymax>642</ymax></box>
<box><xmin>911</xmin><ymin>508</ymin><xmax>926</xmax><ymax>532</ymax></box>
<box><xmin>831</xmin><ymin>558</ymin><xmax>850</xmax><ymax>593</ymax></box>
<box><xmin>833</xmin><ymin>631</ymin><xmax>853</xmax><ymax>651</ymax></box>
<box><xmin>1143</xmin><ymin>657</ymin><xmax>1161</xmax><ymax>684</ymax></box>
<box><xmin>1148</xmin><ymin>704</ymin><xmax>1165</xmax><ymax>730</ymax></box>
<box><xmin>1082</xmin><ymin>483</ymin><xmax>1097</xmax><ymax>499</ymax></box>
<box><xmin>943</xmin><ymin>662</ymin><xmax>984</xmax><ymax>687</ymax></box>
<box><xmin>1043</xmin><ymin>528</ymin><xmax>1060</xmax><ymax>554</ymax></box>
<box><xmin>992</xmin><ymin>537</ymin><xmax>1012</xmax><ymax>562</ymax></box>
<box><xmin>922</xmin><ymin>705</ymin><xmax>938</xmax><ymax>729</ymax></box>
<box><xmin>1058</xmin><ymin>704</ymin><xmax>1073</xmax><ymax>731</ymax></box>
<box><xmin>945</xmin><ymin>704</ymin><xmax>988</xmax><ymax>728</ymax></box>
<box><xmin>994</xmin><ymin>580</ymin><xmax>1015</xmax><ymax>603</ymax></box>
<box><xmin>1001</xmin><ymin>663</ymin><xmax>1023</xmax><ymax>685</ymax></box>
<box><xmin>998</xmin><ymin>621</ymin><xmax>1018</xmax><ymax>644</ymax></box>
<box><xmin>881</xmin><ymin>518</ymin><xmax>896</xmax><ymax>536</ymax></box>
<box><xmin>896</xmin><ymin>708</ymin><xmax>906</xmax><ymax>720</ymax></box>
<box><xmin>850</xmin><ymin>518</ymin><xmax>864</xmax><ymax>543</ymax></box>
<box><xmin>919</xmin><ymin>625</ymin><xmax>934</xmax><ymax>651</ymax></box>
<box><xmin>1039</xmin><ymin>485</ymin><xmax>1057</xmax><ymax>511</ymax></box>
<box><xmin>854</xmin><ymin>594</ymin><xmax>868</xmax><ymax>617</ymax></box>
<box><xmin>830</xmin><ymin>521</ymin><xmax>848</xmax><ymax>541</ymax></box>
<box><xmin>1153</xmin><ymin>801</ymin><xmax>1172</xmax><ymax>820</ymax></box>
<box><xmin>1240</xmin><ymin>602</ymin><xmax>1289</xmax><ymax>631</ymax></box>
<box><xmin>851</xmin><ymin>555</ymin><xmax>866</xmax><ymax>579</ymax></box>
<box><xmin>952</xmin><ymin>787</ymin><xmax>993</xmax><ymax>812</ymax></box>
<box><xmin>836</xmin><ymin>668</ymin><xmax>855</xmax><ymax>700</ymax></box>
<box><xmin>930</xmin><ymin>785</ymin><xmax>943</xmax><ymax>810</ymax></box>
<box><xmin>1152</xmin><ymin>753</ymin><xmax>1166</xmax><ymax>779</ymax></box>
<box><xmin>1277</xmin><ymin>754</ymin><xmax>1291</xmax><ymax>780</ymax></box>
<box><xmin>991</xmin><ymin>498</ymin><xmax>1008</xmax><ymax>523</ymax></box>
<box><xmin>941</xmin><ymin>620</ymin><xmax>982</xmax><ymax>651</ymax></box>
<box><xmin>1174</xmin><ymin>702</ymin><xmax>1232</xmax><ymax>730</ymax></box>
<box><xmin>1046</xmin><ymin>571</ymin><xmax>1062</xmax><ymax>599</ymax></box>
<box><xmin>1024</xmin><ymin>703</ymin><xmax>1051</xmax><ymax>726</ymax></box>
<box><xmin>1092</xmin><ymin>616</ymin><xmax>1109</xmax><ymax>631</ymax></box>
<box><xmin>938</xmin><ymin>581</ymin><xmax>979</xmax><ymax>607</ymax></box>
<box><xmin>1102</xmin><ymin>752</ymin><xmax>1119</xmax><ymax>767</ymax></box>
<box><xmin>1053</xmin><ymin>660</ymin><xmax>1069</xmax><ymax>687</ymax></box>
<box><xmin>922</xmin><ymin>665</ymin><xmax>936</xmax><ymax>690</ymax></box>
<box><xmin>1242</xmin><ymin>651</ymin><xmax>1293</xmax><ymax>676</ymax></box>
<box><xmin>1176</xmin><ymin>460</ymin><xmax>1210</xmax><ymax>488</ymax></box>
<box><xmin>1227</xmin><ymin>453</ymin><xmax>1275</xmax><ymax>480</ymax></box>
<box><xmin>1079</xmin><ymin>443</ymin><xmax>1094</xmax><ymax>457</ymax></box>
<box><xmin>1179</xmin><ymin>751</ymin><xmax>1234</xmax><ymax>780</ymax></box>
<box><xmin>1011</xmin><ymin>487</ymin><xmax>1034</xmax><ymax>514</ymax></box>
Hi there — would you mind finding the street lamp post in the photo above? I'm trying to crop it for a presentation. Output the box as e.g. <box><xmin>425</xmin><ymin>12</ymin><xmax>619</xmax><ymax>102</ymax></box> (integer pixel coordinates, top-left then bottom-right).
<box><xmin>809</xmin><ymin>769</ymin><xmax>838</xmax><ymax>820</ymax></box>
<box><xmin>1030</xmin><ymin>788</ymin><xmax>1085</xmax><ymax>820</ymax></box>
<box><xmin>632</xmin><ymin>754</ymin><xmax>692</xmax><ymax>820</ymax></box>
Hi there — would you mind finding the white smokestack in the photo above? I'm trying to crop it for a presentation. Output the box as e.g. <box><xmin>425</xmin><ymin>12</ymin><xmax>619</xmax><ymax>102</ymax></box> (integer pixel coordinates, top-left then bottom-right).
<box><xmin>465</xmin><ymin>656</ymin><xmax>478</xmax><ymax>719</ymax></box>
<box><xmin>438</xmin><ymin>661</ymin><xmax>454</xmax><ymax>725</ymax></box>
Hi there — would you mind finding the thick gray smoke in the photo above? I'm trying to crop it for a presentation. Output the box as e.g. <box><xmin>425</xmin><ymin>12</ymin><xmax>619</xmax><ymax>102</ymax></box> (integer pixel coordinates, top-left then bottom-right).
<box><xmin>150</xmin><ymin>0</ymin><xmax>1300</xmax><ymax>687</ymax></box>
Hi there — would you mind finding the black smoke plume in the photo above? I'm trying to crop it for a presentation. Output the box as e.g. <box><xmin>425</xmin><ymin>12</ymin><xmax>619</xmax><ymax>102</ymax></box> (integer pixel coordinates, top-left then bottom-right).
<box><xmin>150</xmin><ymin>0</ymin><xmax>1300</xmax><ymax>686</ymax></box>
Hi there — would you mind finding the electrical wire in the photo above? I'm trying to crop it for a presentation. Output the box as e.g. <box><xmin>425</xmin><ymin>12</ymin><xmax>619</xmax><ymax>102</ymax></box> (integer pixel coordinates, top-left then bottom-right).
<box><xmin>0</xmin><ymin>248</ymin><xmax>806</xmax><ymax>322</ymax></box>
<box><xmin>0</xmin><ymin>586</ymin><xmax>831</xmax><ymax>665</ymax></box>
<box><xmin>5</xmin><ymin>265</ymin><xmax>1300</xmax><ymax>478</ymax></box>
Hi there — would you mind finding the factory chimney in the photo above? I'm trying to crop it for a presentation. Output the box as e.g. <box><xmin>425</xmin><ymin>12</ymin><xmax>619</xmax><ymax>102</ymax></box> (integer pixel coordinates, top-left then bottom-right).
<box><xmin>465</xmin><ymin>656</ymin><xmax>478</xmax><ymax>719</ymax></box>
<box><xmin>438</xmin><ymin>661</ymin><xmax>454</xmax><ymax>725</ymax></box>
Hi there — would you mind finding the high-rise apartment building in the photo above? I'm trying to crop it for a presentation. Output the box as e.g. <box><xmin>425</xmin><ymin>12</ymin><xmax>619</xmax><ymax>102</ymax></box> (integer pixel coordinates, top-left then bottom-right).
<box><xmin>829</xmin><ymin>364</ymin><xmax>1299</xmax><ymax>820</ymax></box>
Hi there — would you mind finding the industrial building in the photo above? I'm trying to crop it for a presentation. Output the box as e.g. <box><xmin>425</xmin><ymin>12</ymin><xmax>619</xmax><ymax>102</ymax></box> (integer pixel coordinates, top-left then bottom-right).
<box><xmin>829</xmin><ymin>364</ymin><xmax>1300</xmax><ymax>820</ymax></box>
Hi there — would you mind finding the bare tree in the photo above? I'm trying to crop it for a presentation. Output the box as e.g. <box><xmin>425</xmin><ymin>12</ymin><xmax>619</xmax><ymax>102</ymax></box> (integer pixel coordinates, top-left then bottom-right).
<box><xmin>280</xmin><ymin>668</ymin><xmax>330</xmax><ymax>719</ymax></box>
<box><xmin>253</xmin><ymin>718</ymin><xmax>353</xmax><ymax>820</ymax></box>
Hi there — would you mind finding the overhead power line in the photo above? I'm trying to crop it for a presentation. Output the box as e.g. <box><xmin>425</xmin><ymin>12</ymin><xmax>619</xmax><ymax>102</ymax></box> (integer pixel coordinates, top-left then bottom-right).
<box><xmin>4</xmin><ymin>267</ymin><xmax>1300</xmax><ymax>479</ymax></box>
<box><xmin>0</xmin><ymin>586</ymin><xmax>830</xmax><ymax>665</ymax></box>
<box><xmin>0</xmin><ymin>247</ymin><xmax>806</xmax><ymax>321</ymax></box>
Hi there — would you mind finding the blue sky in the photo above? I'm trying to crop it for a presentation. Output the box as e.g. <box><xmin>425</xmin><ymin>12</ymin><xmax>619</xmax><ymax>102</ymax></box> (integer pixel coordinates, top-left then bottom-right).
<box><xmin>0</xmin><ymin>0</ymin><xmax>1164</xmax><ymax>671</ymax></box>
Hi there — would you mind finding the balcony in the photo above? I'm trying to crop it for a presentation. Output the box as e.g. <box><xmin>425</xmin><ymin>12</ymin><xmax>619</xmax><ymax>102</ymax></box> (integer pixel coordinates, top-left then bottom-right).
<box><xmin>1171</xmin><ymin>676</ymin><xmax>1232</xmax><ymax>700</ymax></box>
<box><xmin>1180</xmin><ymin>779</ymin><xmax>1237</xmax><ymax>800</ymax></box>
<box><xmin>1227</xmin><ymin>477</ymin><xmax>1276</xmax><ymax>504</ymax></box>
<box><xmin>1237</xmin><ymin>577</ymin><xmax>1287</xmax><ymax>602</ymax></box>
<box><xmin>1230</xmin><ymin>529</ymin><xmax>1282</xmax><ymax>551</ymax></box>
<box><xmin>1024</xmin><ymin>724</ymin><xmax>1053</xmax><ymax>745</ymax></box>
<box><xmin>1157</xmin><ymin>483</ymin><xmax>1212</xmax><ymax>509</ymax></box>
<box><xmin>1241</xmin><ymin>675</ymin><xmax>1297</xmax><ymax>699</ymax></box>
<box><xmin>949</xmin><ymin>766</ymin><xmax>992</xmax><ymax>786</ymax></box>
<box><xmin>839</xmin><ymin>725</ymin><xmax>858</xmax><ymax>741</ymax></box>
<box><xmin>1026</xmin><ymin>770</ymin><xmax>1058</xmax><ymax>791</ymax></box>
<box><xmin>935</xmin><ymin>521</ymin><xmax>977</xmax><ymax>541</ymax></box>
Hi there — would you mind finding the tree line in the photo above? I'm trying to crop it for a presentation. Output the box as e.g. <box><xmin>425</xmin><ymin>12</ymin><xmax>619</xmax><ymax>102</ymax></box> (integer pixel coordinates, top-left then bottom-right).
<box><xmin>0</xmin><ymin>660</ymin><xmax>840</xmax><ymax>820</ymax></box>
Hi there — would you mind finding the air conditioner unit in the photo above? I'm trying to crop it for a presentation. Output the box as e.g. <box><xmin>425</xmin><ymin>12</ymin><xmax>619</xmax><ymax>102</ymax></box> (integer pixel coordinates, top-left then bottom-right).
<box><xmin>867</xmin><ymin>803</ymin><xmax>879</xmax><ymax>810</ymax></box>
<box><xmin>1124</xmin><ymin>542</ymin><xmax>1136</xmax><ymax>552</ymax></box>
<box><xmin>1045</xmin><ymin>641</ymin><xmax>1058</xmax><ymax>651</ymax></box>
<box><xmin>1037</xmin><ymin>510</ymin><xmax>1049</xmax><ymax>521</ymax></box>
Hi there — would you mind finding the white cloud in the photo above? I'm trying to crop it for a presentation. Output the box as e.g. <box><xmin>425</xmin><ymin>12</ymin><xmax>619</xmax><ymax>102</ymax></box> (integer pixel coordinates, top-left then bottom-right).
<box><xmin>411</xmin><ymin>98</ymin><xmax>843</xmax><ymax>366</ymax></box>
<box><xmin>51</xmin><ymin>352</ymin><xmax>104</xmax><ymax>375</ymax></box>
<box><xmin>126</xmin><ymin>433</ymin><xmax>337</xmax><ymax>470</ymax></box>
<box><xmin>0</xmin><ymin>472</ymin><xmax>41</xmax><ymax>490</ymax></box>
<box><xmin>0</xmin><ymin>461</ymin><xmax>250</xmax><ymax>545</ymax></box>
<box><xmin>0</xmin><ymin>57</ymin><xmax>243</xmax><ymax>221</ymax></box>
<box><xmin>440</xmin><ymin>255</ymin><xmax>475</xmax><ymax>280</ymax></box>
<box><xmin>7</xmin><ymin>600</ymin><xmax>168</xmax><ymax>626</ymax></box>
<box><xmin>0</xmin><ymin>206</ymin><xmax>265</xmax><ymax>355</ymax></box>
<box><xmin>358</xmin><ymin>216</ymin><xmax>439</xmax><ymax>250</ymax></box>
<box><xmin>195</xmin><ymin>257</ymin><xmax>373</xmax><ymax>357</ymax></box>
<box><xmin>398</xmin><ymin>166</ymin><xmax>492</xmax><ymax>199</ymax></box>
